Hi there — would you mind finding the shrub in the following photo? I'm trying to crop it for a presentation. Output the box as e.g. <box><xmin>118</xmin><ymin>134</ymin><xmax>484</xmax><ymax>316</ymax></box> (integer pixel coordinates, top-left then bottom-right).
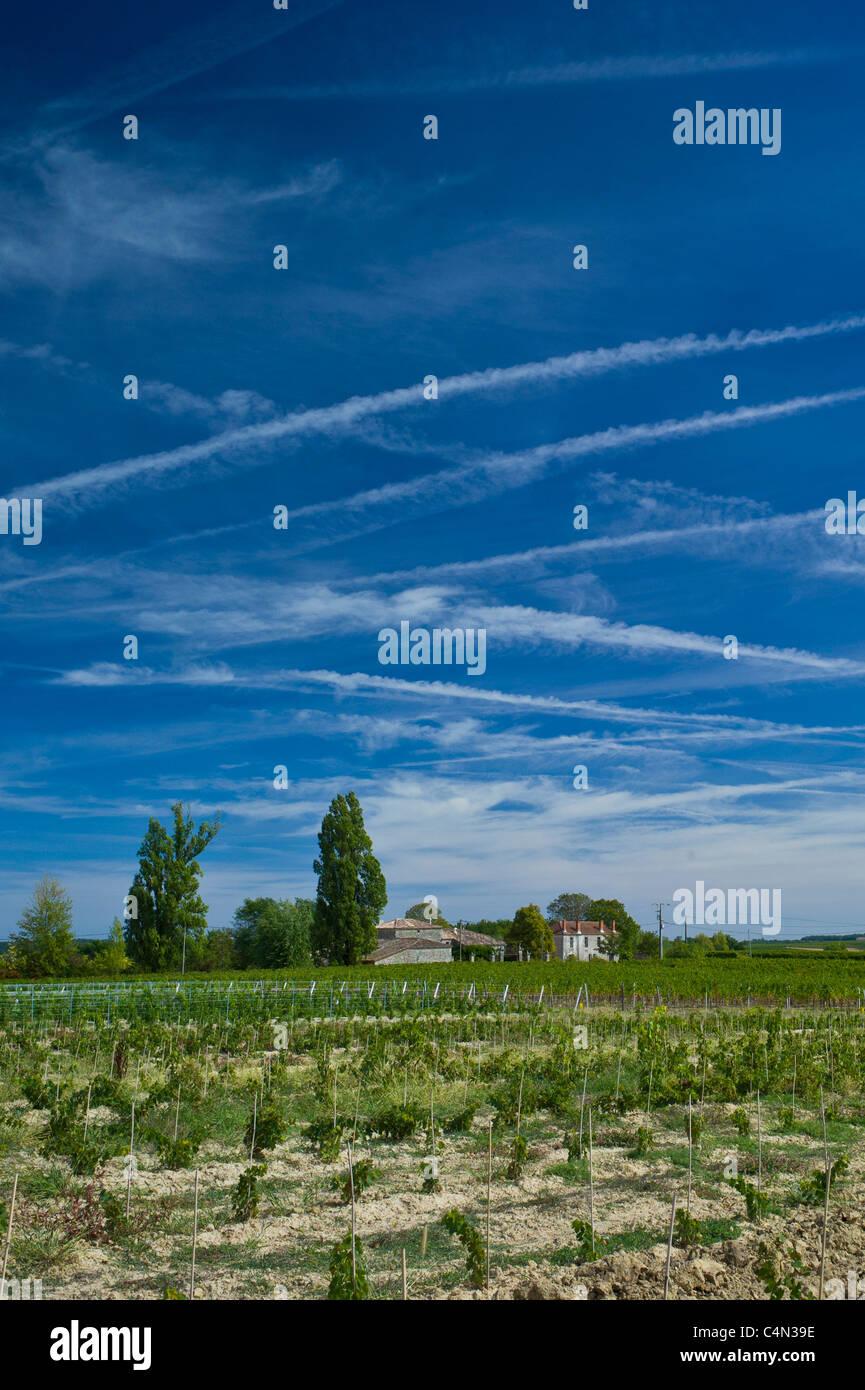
<box><xmin>368</xmin><ymin>1105</ymin><xmax>422</xmax><ymax>1141</ymax></box>
<box><xmin>20</xmin><ymin>1073</ymin><xmax>52</xmax><ymax>1109</ymax></box>
<box><xmin>153</xmin><ymin>1133</ymin><xmax>201</xmax><ymax>1170</ymax></box>
<box><xmin>306</xmin><ymin>1119</ymin><xmax>344</xmax><ymax>1162</ymax></box>
<box><xmin>755</xmin><ymin>1241</ymin><xmax>814</xmax><ymax>1300</ymax></box>
<box><xmin>331</xmin><ymin>1158</ymin><xmax>378</xmax><ymax>1203</ymax></box>
<box><xmin>442</xmin><ymin>1209</ymin><xmax>485</xmax><ymax>1288</ymax></box>
<box><xmin>444</xmin><ymin>1104</ymin><xmax>476</xmax><ymax>1134</ymax></box>
<box><xmin>727</xmin><ymin>1176</ymin><xmax>770</xmax><ymax>1222</ymax></box>
<box><xmin>231</xmin><ymin>1164</ymin><xmax>267</xmax><ymax>1221</ymax></box>
<box><xmin>632</xmin><ymin>1126</ymin><xmax>654</xmax><ymax>1155</ymax></box>
<box><xmin>244</xmin><ymin>1100</ymin><xmax>285</xmax><ymax>1158</ymax></box>
<box><xmin>674</xmin><ymin>1209</ymin><xmax>702</xmax><ymax>1247</ymax></box>
<box><xmin>505</xmin><ymin>1134</ymin><xmax>528</xmax><ymax>1180</ymax></box>
<box><xmin>684</xmin><ymin>1113</ymin><xmax>703</xmax><ymax>1145</ymax></box>
<box><xmin>798</xmin><ymin>1153</ymin><xmax>849</xmax><ymax>1204</ymax></box>
<box><xmin>327</xmin><ymin>1232</ymin><xmax>370</xmax><ymax>1300</ymax></box>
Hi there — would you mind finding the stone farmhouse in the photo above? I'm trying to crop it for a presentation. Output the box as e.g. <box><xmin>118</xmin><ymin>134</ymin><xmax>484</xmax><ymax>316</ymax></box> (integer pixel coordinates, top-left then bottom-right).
<box><xmin>363</xmin><ymin>918</ymin><xmax>507</xmax><ymax>965</ymax></box>
<box><xmin>551</xmin><ymin>919</ymin><xmax>618</xmax><ymax>961</ymax></box>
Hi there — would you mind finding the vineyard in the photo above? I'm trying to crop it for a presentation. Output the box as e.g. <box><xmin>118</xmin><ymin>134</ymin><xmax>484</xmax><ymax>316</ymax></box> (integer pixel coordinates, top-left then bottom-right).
<box><xmin>1</xmin><ymin>997</ymin><xmax>863</xmax><ymax>1301</ymax></box>
<box><xmin>3</xmin><ymin>955</ymin><xmax>865</xmax><ymax>1027</ymax></box>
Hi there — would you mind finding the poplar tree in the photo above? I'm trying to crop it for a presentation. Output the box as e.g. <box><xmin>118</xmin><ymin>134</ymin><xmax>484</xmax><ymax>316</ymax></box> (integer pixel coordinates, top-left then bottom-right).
<box><xmin>125</xmin><ymin>802</ymin><xmax>221</xmax><ymax>970</ymax></box>
<box><xmin>313</xmin><ymin>792</ymin><xmax>386</xmax><ymax>964</ymax></box>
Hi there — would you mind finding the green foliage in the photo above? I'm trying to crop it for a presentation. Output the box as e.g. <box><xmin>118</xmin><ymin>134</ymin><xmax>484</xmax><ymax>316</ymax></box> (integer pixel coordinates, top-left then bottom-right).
<box><xmin>153</xmin><ymin>1133</ymin><xmax>201</xmax><ymax>1170</ymax></box>
<box><xmin>125</xmin><ymin>803</ymin><xmax>222</xmax><ymax>970</ymax></box>
<box><xmin>508</xmin><ymin>904</ymin><xmax>553</xmax><ymax>957</ymax></box>
<box><xmin>8</xmin><ymin>876</ymin><xmax>80</xmax><ymax>978</ymax></box>
<box><xmin>566</xmin><ymin>1128</ymin><xmax>584</xmax><ymax>1162</ymax></box>
<box><xmin>571</xmin><ymin>1217</ymin><xmax>605</xmax><ymax>1261</ymax></box>
<box><xmin>231</xmin><ymin>1164</ymin><xmax>267</xmax><ymax>1221</ymax></box>
<box><xmin>405</xmin><ymin>903</ymin><xmax>451</xmax><ymax>926</ymax></box>
<box><xmin>798</xmin><ymin>1153</ymin><xmax>849</xmax><ymax>1204</ymax></box>
<box><xmin>442</xmin><ymin>1209</ymin><xmax>486</xmax><ymax>1287</ymax></box>
<box><xmin>443</xmin><ymin>1104</ymin><xmax>477</xmax><ymax>1134</ymax></box>
<box><xmin>674</xmin><ymin>1208</ymin><xmax>702</xmax><ymax>1247</ymax></box>
<box><xmin>313</xmin><ymin>792</ymin><xmax>387</xmax><ymax>965</ymax></box>
<box><xmin>368</xmin><ymin>1104</ymin><xmax>422</xmax><ymax>1141</ymax></box>
<box><xmin>727</xmin><ymin>1176</ymin><xmax>771</xmax><ymax>1221</ymax></box>
<box><xmin>161</xmin><ymin>1285</ymin><xmax>187</xmax><ymax>1300</ymax></box>
<box><xmin>20</xmin><ymin>1073</ymin><xmax>53</xmax><ymax>1109</ymax></box>
<box><xmin>306</xmin><ymin>1118</ymin><xmax>344</xmax><ymax>1161</ymax></box>
<box><xmin>731</xmin><ymin>1107</ymin><xmax>750</xmax><ymax>1135</ymax></box>
<box><xmin>244</xmin><ymin>1099</ymin><xmax>285</xmax><ymax>1158</ymax></box>
<box><xmin>546</xmin><ymin>893</ymin><xmax>592</xmax><ymax>924</ymax></box>
<box><xmin>755</xmin><ymin>1242</ymin><xmax>814</xmax><ymax>1300</ymax></box>
<box><xmin>42</xmin><ymin>1102</ymin><xmax>119</xmax><ymax>1175</ymax></box>
<box><xmin>632</xmin><ymin>1125</ymin><xmax>654</xmax><ymax>1155</ymax></box>
<box><xmin>327</xmin><ymin>1232</ymin><xmax>370</xmax><ymax>1300</ymax></box>
<box><xmin>331</xmin><ymin>1158</ymin><xmax>378</xmax><ymax>1203</ymax></box>
<box><xmin>89</xmin><ymin>920</ymin><xmax>132</xmax><ymax>977</ymax></box>
<box><xmin>685</xmin><ymin>1112</ymin><xmax>703</xmax><ymax>1144</ymax></box>
<box><xmin>232</xmin><ymin>898</ymin><xmax>313</xmax><ymax>969</ymax></box>
<box><xmin>587</xmin><ymin>899</ymin><xmax>639</xmax><ymax>958</ymax></box>
<box><xmin>505</xmin><ymin>1133</ymin><xmax>528</xmax><ymax>1180</ymax></box>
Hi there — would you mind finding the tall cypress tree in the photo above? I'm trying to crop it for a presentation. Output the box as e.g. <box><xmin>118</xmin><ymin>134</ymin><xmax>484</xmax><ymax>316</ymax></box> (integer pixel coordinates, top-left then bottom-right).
<box><xmin>313</xmin><ymin>792</ymin><xmax>387</xmax><ymax>964</ymax></box>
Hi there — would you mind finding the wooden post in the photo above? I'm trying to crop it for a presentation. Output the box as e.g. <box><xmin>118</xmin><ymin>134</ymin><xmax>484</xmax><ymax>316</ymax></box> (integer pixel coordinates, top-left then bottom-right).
<box><xmin>664</xmin><ymin>1189</ymin><xmax>677</xmax><ymax>1301</ymax></box>
<box><xmin>126</xmin><ymin>1100</ymin><xmax>135</xmax><ymax>1220</ymax></box>
<box><xmin>0</xmin><ymin>1174</ymin><xmax>18</xmax><ymax>1300</ymax></box>
<box><xmin>190</xmin><ymin>1170</ymin><xmax>199</xmax><ymax>1300</ymax></box>
<box><xmin>348</xmin><ymin>1143</ymin><xmax>357</xmax><ymax>1297</ymax></box>
<box><xmin>486</xmin><ymin>1119</ymin><xmax>493</xmax><ymax>1289</ymax></box>
<box><xmin>401</xmin><ymin>1247</ymin><xmax>407</xmax><ymax>1301</ymax></box>
<box><xmin>819</xmin><ymin>1167</ymin><xmax>831</xmax><ymax>1301</ymax></box>
<box><xmin>692</xmin><ymin>1100</ymin><xmax>698</xmax><ymax>1212</ymax></box>
<box><xmin>588</xmin><ymin>1108</ymin><xmax>595</xmax><ymax>1255</ymax></box>
<box><xmin>83</xmin><ymin>1080</ymin><xmax>92</xmax><ymax>1142</ymax></box>
<box><xmin>756</xmin><ymin>1091</ymin><xmax>762</xmax><ymax>1195</ymax></box>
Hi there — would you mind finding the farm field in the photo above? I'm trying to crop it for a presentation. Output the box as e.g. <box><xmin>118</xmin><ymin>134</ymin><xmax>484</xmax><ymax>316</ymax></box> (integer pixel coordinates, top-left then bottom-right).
<box><xmin>4</xmin><ymin>953</ymin><xmax>865</xmax><ymax>1026</ymax></box>
<box><xmin>1</xmin><ymin>1000</ymin><xmax>863</xmax><ymax>1301</ymax></box>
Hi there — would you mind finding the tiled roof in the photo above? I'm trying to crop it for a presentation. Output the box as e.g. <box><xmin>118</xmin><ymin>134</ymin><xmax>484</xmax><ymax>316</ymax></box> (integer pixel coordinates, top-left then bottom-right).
<box><xmin>363</xmin><ymin>937</ymin><xmax>451</xmax><ymax>962</ymax></box>
<box><xmin>376</xmin><ymin>918</ymin><xmax>432</xmax><ymax>932</ymax></box>
<box><xmin>440</xmin><ymin>927</ymin><xmax>507</xmax><ymax>948</ymax></box>
<box><xmin>551</xmin><ymin>919</ymin><xmax>617</xmax><ymax>935</ymax></box>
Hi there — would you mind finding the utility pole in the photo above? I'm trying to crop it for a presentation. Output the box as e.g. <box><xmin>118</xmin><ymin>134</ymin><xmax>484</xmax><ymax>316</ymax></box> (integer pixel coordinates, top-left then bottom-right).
<box><xmin>653</xmin><ymin>903</ymin><xmax>669</xmax><ymax>961</ymax></box>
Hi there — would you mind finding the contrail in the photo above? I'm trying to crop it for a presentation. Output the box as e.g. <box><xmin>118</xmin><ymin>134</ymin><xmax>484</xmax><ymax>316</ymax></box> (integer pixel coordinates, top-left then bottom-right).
<box><xmin>1</xmin><ymin>0</ymin><xmax>347</xmax><ymax>158</ymax></box>
<box><xmin>222</xmin><ymin>44</ymin><xmax>864</xmax><ymax>101</ymax></box>
<box><xmin>268</xmin><ymin>387</ymin><xmax>865</xmax><ymax>535</ymax></box>
<box><xmin>22</xmin><ymin>313</ymin><xmax>865</xmax><ymax>508</ymax></box>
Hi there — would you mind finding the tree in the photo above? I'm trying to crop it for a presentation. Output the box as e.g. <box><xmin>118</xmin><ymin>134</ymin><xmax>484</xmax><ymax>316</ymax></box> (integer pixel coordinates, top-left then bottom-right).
<box><xmin>232</xmin><ymin>897</ymin><xmax>313</xmax><ymax>968</ymax></box>
<box><xmin>465</xmin><ymin>918</ymin><xmax>512</xmax><ymax>940</ymax></box>
<box><xmin>587</xmin><ymin>898</ymin><xmax>642</xmax><ymax>960</ymax></box>
<box><xmin>313</xmin><ymin>793</ymin><xmax>387</xmax><ymax>964</ymax></box>
<box><xmin>8</xmin><ymin>875</ymin><xmax>80</xmax><ymax>977</ymax></box>
<box><xmin>405</xmin><ymin>902</ymin><xmax>451</xmax><ymax>926</ymax></box>
<box><xmin>198</xmin><ymin>927</ymin><xmax>238</xmax><ymax>971</ymax></box>
<box><xmin>546</xmin><ymin>892</ymin><xmax>592</xmax><ymax>924</ymax></box>
<box><xmin>89</xmin><ymin>918</ymin><xmax>131</xmax><ymax>976</ymax></box>
<box><xmin>509</xmin><ymin>904</ymin><xmax>554</xmax><ymax>957</ymax></box>
<box><xmin>125</xmin><ymin>802</ymin><xmax>221</xmax><ymax>971</ymax></box>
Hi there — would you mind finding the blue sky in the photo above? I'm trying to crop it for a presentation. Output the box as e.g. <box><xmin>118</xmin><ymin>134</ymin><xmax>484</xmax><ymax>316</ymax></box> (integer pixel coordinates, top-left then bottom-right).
<box><xmin>2</xmin><ymin>0</ymin><xmax>865</xmax><ymax>940</ymax></box>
